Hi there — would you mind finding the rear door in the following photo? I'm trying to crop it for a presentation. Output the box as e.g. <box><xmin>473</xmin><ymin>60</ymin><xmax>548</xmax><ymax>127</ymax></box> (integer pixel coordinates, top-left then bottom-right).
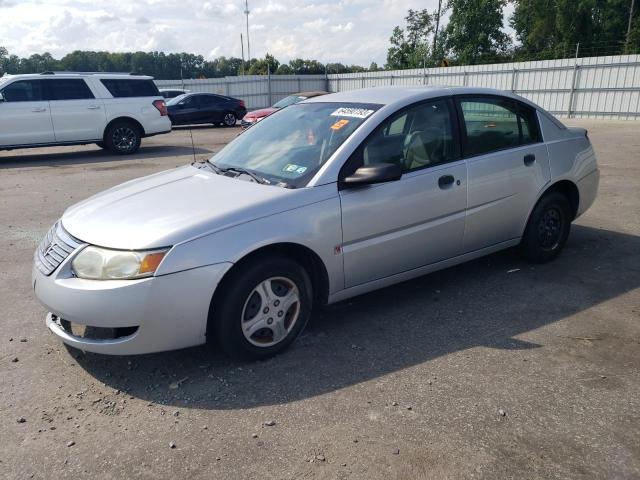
<box><xmin>197</xmin><ymin>95</ymin><xmax>220</xmax><ymax>123</ymax></box>
<box><xmin>0</xmin><ymin>79</ymin><xmax>54</xmax><ymax>146</ymax></box>
<box><xmin>46</xmin><ymin>78</ymin><xmax>105</xmax><ymax>142</ymax></box>
<box><xmin>339</xmin><ymin>98</ymin><xmax>467</xmax><ymax>287</ymax></box>
<box><xmin>455</xmin><ymin>95</ymin><xmax>550</xmax><ymax>252</ymax></box>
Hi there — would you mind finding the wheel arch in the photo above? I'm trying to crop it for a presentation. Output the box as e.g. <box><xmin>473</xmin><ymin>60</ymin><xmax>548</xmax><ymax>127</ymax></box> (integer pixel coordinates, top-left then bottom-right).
<box><xmin>103</xmin><ymin>116</ymin><xmax>146</xmax><ymax>140</ymax></box>
<box><xmin>210</xmin><ymin>242</ymin><xmax>331</xmax><ymax>316</ymax></box>
<box><xmin>541</xmin><ymin>179</ymin><xmax>580</xmax><ymax>220</ymax></box>
<box><xmin>520</xmin><ymin>179</ymin><xmax>580</xmax><ymax>238</ymax></box>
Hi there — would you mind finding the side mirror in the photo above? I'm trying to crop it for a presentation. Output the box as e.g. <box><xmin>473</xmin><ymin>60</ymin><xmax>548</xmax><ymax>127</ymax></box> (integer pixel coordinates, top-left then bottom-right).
<box><xmin>0</xmin><ymin>92</ymin><xmax>4</xmax><ymax>102</ymax></box>
<box><xmin>341</xmin><ymin>163</ymin><xmax>402</xmax><ymax>188</ymax></box>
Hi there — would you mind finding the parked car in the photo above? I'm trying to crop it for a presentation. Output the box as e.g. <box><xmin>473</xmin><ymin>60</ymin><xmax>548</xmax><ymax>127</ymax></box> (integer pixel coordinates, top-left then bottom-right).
<box><xmin>241</xmin><ymin>91</ymin><xmax>328</xmax><ymax>128</ymax></box>
<box><xmin>166</xmin><ymin>93</ymin><xmax>246</xmax><ymax>127</ymax></box>
<box><xmin>159</xmin><ymin>88</ymin><xmax>190</xmax><ymax>99</ymax></box>
<box><xmin>33</xmin><ymin>86</ymin><xmax>599</xmax><ymax>360</ymax></box>
<box><xmin>0</xmin><ymin>72</ymin><xmax>171</xmax><ymax>154</ymax></box>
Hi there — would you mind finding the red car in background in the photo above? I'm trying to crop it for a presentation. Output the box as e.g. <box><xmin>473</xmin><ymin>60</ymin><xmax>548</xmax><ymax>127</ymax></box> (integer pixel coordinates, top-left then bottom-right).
<box><xmin>241</xmin><ymin>91</ymin><xmax>328</xmax><ymax>128</ymax></box>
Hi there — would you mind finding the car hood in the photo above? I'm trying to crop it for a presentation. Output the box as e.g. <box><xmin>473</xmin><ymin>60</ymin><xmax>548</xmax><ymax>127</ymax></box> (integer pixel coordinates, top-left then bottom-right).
<box><xmin>244</xmin><ymin>107</ymin><xmax>277</xmax><ymax>119</ymax></box>
<box><xmin>61</xmin><ymin>165</ymin><xmax>323</xmax><ymax>250</ymax></box>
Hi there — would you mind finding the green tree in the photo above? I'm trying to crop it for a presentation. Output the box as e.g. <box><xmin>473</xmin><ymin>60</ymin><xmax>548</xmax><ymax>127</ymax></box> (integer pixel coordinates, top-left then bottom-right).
<box><xmin>385</xmin><ymin>9</ymin><xmax>433</xmax><ymax>69</ymax></box>
<box><xmin>247</xmin><ymin>54</ymin><xmax>279</xmax><ymax>75</ymax></box>
<box><xmin>446</xmin><ymin>0</ymin><xmax>510</xmax><ymax>64</ymax></box>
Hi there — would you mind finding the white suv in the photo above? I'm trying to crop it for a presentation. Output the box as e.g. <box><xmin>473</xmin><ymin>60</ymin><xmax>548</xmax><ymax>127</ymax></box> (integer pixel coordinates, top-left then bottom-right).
<box><xmin>0</xmin><ymin>72</ymin><xmax>171</xmax><ymax>155</ymax></box>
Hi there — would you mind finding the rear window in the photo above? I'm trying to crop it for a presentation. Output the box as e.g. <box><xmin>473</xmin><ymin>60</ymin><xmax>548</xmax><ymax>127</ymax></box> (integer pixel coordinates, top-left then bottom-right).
<box><xmin>47</xmin><ymin>79</ymin><xmax>94</xmax><ymax>100</ymax></box>
<box><xmin>100</xmin><ymin>79</ymin><xmax>159</xmax><ymax>98</ymax></box>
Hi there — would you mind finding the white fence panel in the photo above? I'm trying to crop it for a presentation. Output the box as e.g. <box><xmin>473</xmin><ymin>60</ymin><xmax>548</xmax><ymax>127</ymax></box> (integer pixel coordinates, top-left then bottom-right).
<box><xmin>155</xmin><ymin>55</ymin><xmax>640</xmax><ymax>119</ymax></box>
<box><xmin>328</xmin><ymin>54</ymin><xmax>640</xmax><ymax>120</ymax></box>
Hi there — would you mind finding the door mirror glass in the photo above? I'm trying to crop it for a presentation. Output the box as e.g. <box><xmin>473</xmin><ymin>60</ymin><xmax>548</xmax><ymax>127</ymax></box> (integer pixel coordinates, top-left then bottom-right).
<box><xmin>342</xmin><ymin>163</ymin><xmax>402</xmax><ymax>187</ymax></box>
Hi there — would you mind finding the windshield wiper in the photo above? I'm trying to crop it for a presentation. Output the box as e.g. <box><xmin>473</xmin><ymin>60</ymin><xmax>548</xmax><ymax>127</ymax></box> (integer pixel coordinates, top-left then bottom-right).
<box><xmin>219</xmin><ymin>166</ymin><xmax>271</xmax><ymax>185</ymax></box>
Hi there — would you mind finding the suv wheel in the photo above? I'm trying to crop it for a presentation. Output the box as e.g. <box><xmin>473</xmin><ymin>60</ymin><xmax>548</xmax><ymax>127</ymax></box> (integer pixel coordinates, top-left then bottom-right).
<box><xmin>520</xmin><ymin>191</ymin><xmax>572</xmax><ymax>263</ymax></box>
<box><xmin>209</xmin><ymin>256</ymin><xmax>313</xmax><ymax>360</ymax></box>
<box><xmin>223</xmin><ymin>112</ymin><xmax>237</xmax><ymax>127</ymax></box>
<box><xmin>104</xmin><ymin>121</ymin><xmax>141</xmax><ymax>155</ymax></box>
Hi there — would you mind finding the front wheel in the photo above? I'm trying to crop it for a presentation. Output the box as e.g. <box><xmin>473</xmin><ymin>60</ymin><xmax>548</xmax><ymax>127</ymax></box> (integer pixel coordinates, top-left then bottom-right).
<box><xmin>104</xmin><ymin>121</ymin><xmax>141</xmax><ymax>155</ymax></box>
<box><xmin>519</xmin><ymin>191</ymin><xmax>572</xmax><ymax>263</ymax></box>
<box><xmin>209</xmin><ymin>257</ymin><xmax>313</xmax><ymax>360</ymax></box>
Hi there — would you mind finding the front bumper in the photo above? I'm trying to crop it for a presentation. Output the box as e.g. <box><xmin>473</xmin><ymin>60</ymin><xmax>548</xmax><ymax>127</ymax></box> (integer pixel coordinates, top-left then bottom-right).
<box><xmin>33</xmin><ymin>245</ymin><xmax>232</xmax><ymax>355</ymax></box>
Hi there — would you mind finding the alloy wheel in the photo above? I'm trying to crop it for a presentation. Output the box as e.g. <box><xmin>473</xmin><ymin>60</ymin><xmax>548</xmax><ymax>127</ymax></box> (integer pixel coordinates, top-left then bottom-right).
<box><xmin>241</xmin><ymin>276</ymin><xmax>301</xmax><ymax>347</ymax></box>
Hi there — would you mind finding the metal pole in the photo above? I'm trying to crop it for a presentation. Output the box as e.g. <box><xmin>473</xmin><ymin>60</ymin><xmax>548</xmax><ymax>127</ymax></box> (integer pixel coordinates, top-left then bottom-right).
<box><xmin>240</xmin><ymin>33</ymin><xmax>245</xmax><ymax>76</ymax></box>
<box><xmin>267</xmin><ymin>64</ymin><xmax>272</xmax><ymax>107</ymax></box>
<box><xmin>244</xmin><ymin>0</ymin><xmax>251</xmax><ymax>63</ymax></box>
<box><xmin>568</xmin><ymin>65</ymin><xmax>580</xmax><ymax>118</ymax></box>
<box><xmin>627</xmin><ymin>0</ymin><xmax>637</xmax><ymax>48</ymax></box>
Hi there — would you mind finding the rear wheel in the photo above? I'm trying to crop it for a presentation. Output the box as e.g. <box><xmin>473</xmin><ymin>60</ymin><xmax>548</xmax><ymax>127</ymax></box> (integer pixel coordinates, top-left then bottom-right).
<box><xmin>209</xmin><ymin>256</ymin><xmax>312</xmax><ymax>360</ymax></box>
<box><xmin>222</xmin><ymin>112</ymin><xmax>237</xmax><ymax>127</ymax></box>
<box><xmin>104</xmin><ymin>121</ymin><xmax>141</xmax><ymax>155</ymax></box>
<box><xmin>520</xmin><ymin>191</ymin><xmax>572</xmax><ymax>263</ymax></box>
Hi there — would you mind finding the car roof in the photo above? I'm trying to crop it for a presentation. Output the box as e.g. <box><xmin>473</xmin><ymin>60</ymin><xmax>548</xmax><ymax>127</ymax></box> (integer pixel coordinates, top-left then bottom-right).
<box><xmin>294</xmin><ymin>91</ymin><xmax>328</xmax><ymax>98</ymax></box>
<box><xmin>1</xmin><ymin>72</ymin><xmax>154</xmax><ymax>80</ymax></box>
<box><xmin>303</xmin><ymin>86</ymin><xmax>540</xmax><ymax>110</ymax></box>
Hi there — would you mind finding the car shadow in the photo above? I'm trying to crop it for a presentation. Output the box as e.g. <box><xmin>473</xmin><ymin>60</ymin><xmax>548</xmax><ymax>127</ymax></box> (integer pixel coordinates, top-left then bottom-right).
<box><xmin>0</xmin><ymin>145</ymin><xmax>212</xmax><ymax>169</ymax></box>
<box><xmin>73</xmin><ymin>224</ymin><xmax>640</xmax><ymax>410</ymax></box>
<box><xmin>171</xmin><ymin>125</ymin><xmax>240</xmax><ymax>130</ymax></box>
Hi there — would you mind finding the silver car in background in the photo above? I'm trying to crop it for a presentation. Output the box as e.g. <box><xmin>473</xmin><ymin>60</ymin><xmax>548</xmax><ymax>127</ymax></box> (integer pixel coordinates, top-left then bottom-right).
<box><xmin>32</xmin><ymin>86</ymin><xmax>599</xmax><ymax>360</ymax></box>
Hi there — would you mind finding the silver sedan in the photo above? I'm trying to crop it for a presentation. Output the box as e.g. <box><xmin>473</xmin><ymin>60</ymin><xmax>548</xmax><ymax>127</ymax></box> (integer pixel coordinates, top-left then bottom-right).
<box><xmin>32</xmin><ymin>86</ymin><xmax>599</xmax><ymax>359</ymax></box>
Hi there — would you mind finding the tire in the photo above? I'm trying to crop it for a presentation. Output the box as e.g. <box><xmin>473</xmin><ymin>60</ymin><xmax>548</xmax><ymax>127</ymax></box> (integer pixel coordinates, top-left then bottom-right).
<box><xmin>209</xmin><ymin>256</ymin><xmax>313</xmax><ymax>361</ymax></box>
<box><xmin>222</xmin><ymin>112</ymin><xmax>237</xmax><ymax>127</ymax></box>
<box><xmin>104</xmin><ymin>121</ymin><xmax>141</xmax><ymax>155</ymax></box>
<box><xmin>96</xmin><ymin>142</ymin><xmax>106</xmax><ymax>149</ymax></box>
<box><xmin>519</xmin><ymin>191</ymin><xmax>572</xmax><ymax>263</ymax></box>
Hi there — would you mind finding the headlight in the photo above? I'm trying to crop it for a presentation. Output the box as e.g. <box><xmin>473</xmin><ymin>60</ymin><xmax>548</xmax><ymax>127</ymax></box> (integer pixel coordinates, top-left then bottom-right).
<box><xmin>71</xmin><ymin>246</ymin><xmax>168</xmax><ymax>280</ymax></box>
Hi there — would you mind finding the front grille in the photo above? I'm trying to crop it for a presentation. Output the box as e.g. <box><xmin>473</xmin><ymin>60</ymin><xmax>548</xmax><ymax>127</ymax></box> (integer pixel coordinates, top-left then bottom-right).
<box><xmin>35</xmin><ymin>223</ymin><xmax>80</xmax><ymax>276</ymax></box>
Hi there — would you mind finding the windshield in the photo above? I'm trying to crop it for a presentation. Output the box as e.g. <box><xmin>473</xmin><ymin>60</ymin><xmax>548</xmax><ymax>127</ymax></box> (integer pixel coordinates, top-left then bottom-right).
<box><xmin>166</xmin><ymin>94</ymin><xmax>188</xmax><ymax>106</ymax></box>
<box><xmin>210</xmin><ymin>102</ymin><xmax>381</xmax><ymax>188</ymax></box>
<box><xmin>272</xmin><ymin>95</ymin><xmax>305</xmax><ymax>109</ymax></box>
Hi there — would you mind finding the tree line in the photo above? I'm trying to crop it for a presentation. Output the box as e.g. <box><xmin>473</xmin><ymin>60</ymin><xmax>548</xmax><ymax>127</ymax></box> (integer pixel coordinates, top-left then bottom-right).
<box><xmin>0</xmin><ymin>48</ymin><xmax>367</xmax><ymax>79</ymax></box>
<box><xmin>387</xmin><ymin>0</ymin><xmax>640</xmax><ymax>69</ymax></box>
<box><xmin>1</xmin><ymin>0</ymin><xmax>638</xmax><ymax>78</ymax></box>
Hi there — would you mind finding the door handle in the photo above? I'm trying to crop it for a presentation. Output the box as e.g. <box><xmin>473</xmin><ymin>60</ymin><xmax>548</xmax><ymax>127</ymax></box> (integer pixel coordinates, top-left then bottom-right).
<box><xmin>438</xmin><ymin>174</ymin><xmax>455</xmax><ymax>189</ymax></box>
<box><xmin>32</xmin><ymin>107</ymin><xmax>47</xmax><ymax>112</ymax></box>
<box><xmin>87</xmin><ymin>105</ymin><xmax>101</xmax><ymax>110</ymax></box>
<box><xmin>524</xmin><ymin>154</ymin><xmax>536</xmax><ymax>166</ymax></box>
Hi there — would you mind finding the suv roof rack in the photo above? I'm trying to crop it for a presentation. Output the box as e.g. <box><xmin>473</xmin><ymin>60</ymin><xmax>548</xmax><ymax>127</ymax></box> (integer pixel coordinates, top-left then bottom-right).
<box><xmin>39</xmin><ymin>71</ymin><xmax>138</xmax><ymax>75</ymax></box>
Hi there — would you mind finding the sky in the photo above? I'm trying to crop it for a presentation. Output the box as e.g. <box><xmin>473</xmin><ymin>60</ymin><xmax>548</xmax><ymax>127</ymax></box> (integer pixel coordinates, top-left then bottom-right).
<box><xmin>0</xmin><ymin>0</ymin><xmax>515</xmax><ymax>66</ymax></box>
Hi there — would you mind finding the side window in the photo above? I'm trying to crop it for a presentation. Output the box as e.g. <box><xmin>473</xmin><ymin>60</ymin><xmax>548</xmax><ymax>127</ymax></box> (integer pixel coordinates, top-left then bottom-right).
<box><xmin>47</xmin><ymin>79</ymin><xmax>94</xmax><ymax>100</ymax></box>
<box><xmin>518</xmin><ymin>104</ymin><xmax>541</xmax><ymax>144</ymax></box>
<box><xmin>199</xmin><ymin>96</ymin><xmax>217</xmax><ymax>107</ymax></box>
<box><xmin>355</xmin><ymin>99</ymin><xmax>457</xmax><ymax>175</ymax></box>
<box><xmin>100</xmin><ymin>79</ymin><xmax>159</xmax><ymax>98</ymax></box>
<box><xmin>180</xmin><ymin>95</ymin><xmax>197</xmax><ymax>106</ymax></box>
<box><xmin>1</xmin><ymin>80</ymin><xmax>44</xmax><ymax>102</ymax></box>
<box><xmin>459</xmin><ymin>97</ymin><xmax>541</xmax><ymax>157</ymax></box>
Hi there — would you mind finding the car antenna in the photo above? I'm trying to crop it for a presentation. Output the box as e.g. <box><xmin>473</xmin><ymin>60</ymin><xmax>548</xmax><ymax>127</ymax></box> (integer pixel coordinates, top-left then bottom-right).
<box><xmin>180</xmin><ymin>65</ymin><xmax>197</xmax><ymax>163</ymax></box>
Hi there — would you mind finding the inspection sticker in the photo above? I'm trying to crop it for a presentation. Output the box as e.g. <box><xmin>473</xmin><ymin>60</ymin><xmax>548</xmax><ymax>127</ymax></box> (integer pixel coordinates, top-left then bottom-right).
<box><xmin>283</xmin><ymin>164</ymin><xmax>307</xmax><ymax>174</ymax></box>
<box><xmin>330</xmin><ymin>107</ymin><xmax>375</xmax><ymax>119</ymax></box>
<box><xmin>330</xmin><ymin>119</ymin><xmax>350</xmax><ymax>130</ymax></box>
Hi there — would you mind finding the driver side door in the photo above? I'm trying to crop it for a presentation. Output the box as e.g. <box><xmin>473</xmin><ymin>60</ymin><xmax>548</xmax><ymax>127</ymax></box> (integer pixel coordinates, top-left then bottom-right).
<box><xmin>339</xmin><ymin>98</ymin><xmax>468</xmax><ymax>288</ymax></box>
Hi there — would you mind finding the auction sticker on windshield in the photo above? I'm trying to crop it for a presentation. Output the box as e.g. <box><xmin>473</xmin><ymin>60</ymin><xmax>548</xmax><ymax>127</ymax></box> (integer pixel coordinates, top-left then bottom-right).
<box><xmin>331</xmin><ymin>107</ymin><xmax>375</xmax><ymax>119</ymax></box>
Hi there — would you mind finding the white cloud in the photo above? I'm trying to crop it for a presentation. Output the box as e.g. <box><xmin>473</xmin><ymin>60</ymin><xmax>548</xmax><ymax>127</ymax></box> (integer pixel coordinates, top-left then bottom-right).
<box><xmin>0</xmin><ymin>0</ymin><xmax>512</xmax><ymax>66</ymax></box>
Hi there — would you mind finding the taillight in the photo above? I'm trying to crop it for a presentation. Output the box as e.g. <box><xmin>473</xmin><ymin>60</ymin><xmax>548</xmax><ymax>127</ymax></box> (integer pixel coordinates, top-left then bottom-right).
<box><xmin>239</xmin><ymin>100</ymin><xmax>246</xmax><ymax>108</ymax></box>
<box><xmin>153</xmin><ymin>99</ymin><xmax>168</xmax><ymax>116</ymax></box>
